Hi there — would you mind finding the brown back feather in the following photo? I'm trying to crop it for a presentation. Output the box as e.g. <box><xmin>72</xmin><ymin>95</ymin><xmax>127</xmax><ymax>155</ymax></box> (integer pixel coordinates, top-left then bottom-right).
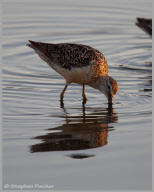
<box><xmin>28</xmin><ymin>41</ymin><xmax>107</xmax><ymax>71</ymax></box>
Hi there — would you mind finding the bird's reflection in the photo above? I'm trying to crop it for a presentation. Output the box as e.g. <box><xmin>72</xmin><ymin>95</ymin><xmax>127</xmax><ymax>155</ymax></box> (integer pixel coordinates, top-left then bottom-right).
<box><xmin>30</xmin><ymin>103</ymin><xmax>118</xmax><ymax>155</ymax></box>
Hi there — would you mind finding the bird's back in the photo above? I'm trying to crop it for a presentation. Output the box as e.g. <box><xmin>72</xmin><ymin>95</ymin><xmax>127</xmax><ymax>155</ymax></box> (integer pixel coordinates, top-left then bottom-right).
<box><xmin>28</xmin><ymin>41</ymin><xmax>109</xmax><ymax>84</ymax></box>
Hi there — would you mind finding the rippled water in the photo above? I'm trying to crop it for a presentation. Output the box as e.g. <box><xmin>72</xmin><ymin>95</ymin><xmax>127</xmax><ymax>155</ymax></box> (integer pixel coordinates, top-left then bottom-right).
<box><xmin>3</xmin><ymin>0</ymin><xmax>152</xmax><ymax>190</ymax></box>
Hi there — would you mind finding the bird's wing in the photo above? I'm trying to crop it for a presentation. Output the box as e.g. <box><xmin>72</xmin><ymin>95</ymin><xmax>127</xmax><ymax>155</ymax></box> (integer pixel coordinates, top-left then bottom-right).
<box><xmin>28</xmin><ymin>41</ymin><xmax>108</xmax><ymax>76</ymax></box>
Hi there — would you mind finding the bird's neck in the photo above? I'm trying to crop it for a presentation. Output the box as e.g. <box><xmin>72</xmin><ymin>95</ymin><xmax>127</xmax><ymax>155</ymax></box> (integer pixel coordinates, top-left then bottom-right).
<box><xmin>88</xmin><ymin>77</ymin><xmax>102</xmax><ymax>90</ymax></box>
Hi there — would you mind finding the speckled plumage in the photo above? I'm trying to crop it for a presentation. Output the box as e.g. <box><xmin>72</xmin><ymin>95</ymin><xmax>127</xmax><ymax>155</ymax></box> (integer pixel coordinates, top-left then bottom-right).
<box><xmin>28</xmin><ymin>41</ymin><xmax>108</xmax><ymax>76</ymax></box>
<box><xmin>27</xmin><ymin>40</ymin><xmax>118</xmax><ymax>104</ymax></box>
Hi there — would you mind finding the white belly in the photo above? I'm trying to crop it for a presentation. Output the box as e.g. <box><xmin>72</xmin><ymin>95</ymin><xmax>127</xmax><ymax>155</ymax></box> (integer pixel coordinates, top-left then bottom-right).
<box><xmin>52</xmin><ymin>64</ymin><xmax>92</xmax><ymax>84</ymax></box>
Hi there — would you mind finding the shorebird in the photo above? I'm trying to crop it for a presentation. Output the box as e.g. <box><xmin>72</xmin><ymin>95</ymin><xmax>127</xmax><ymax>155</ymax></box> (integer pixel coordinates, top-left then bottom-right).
<box><xmin>27</xmin><ymin>40</ymin><xmax>118</xmax><ymax>104</ymax></box>
<box><xmin>136</xmin><ymin>18</ymin><xmax>152</xmax><ymax>36</ymax></box>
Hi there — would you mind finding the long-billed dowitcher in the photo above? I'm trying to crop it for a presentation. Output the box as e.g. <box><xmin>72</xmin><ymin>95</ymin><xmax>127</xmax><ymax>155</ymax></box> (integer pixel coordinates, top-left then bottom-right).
<box><xmin>27</xmin><ymin>40</ymin><xmax>118</xmax><ymax>104</ymax></box>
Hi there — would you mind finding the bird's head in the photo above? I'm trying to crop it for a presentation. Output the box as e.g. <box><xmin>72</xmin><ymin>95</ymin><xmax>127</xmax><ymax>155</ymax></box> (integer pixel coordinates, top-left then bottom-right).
<box><xmin>89</xmin><ymin>76</ymin><xmax>118</xmax><ymax>104</ymax></box>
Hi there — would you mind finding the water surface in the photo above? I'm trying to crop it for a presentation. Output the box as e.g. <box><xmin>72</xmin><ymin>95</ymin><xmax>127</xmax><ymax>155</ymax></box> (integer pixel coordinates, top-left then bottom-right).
<box><xmin>3</xmin><ymin>0</ymin><xmax>152</xmax><ymax>190</ymax></box>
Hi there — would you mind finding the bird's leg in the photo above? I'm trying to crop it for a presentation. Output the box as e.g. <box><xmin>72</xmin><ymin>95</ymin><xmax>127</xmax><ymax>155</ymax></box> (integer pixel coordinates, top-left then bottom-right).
<box><xmin>60</xmin><ymin>84</ymin><xmax>68</xmax><ymax>105</ymax></box>
<box><xmin>82</xmin><ymin>99</ymin><xmax>86</xmax><ymax>122</ymax></box>
<box><xmin>82</xmin><ymin>84</ymin><xmax>87</xmax><ymax>104</ymax></box>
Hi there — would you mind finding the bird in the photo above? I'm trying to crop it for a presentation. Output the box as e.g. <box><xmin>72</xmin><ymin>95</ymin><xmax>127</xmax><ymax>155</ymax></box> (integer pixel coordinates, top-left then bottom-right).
<box><xmin>136</xmin><ymin>18</ymin><xmax>152</xmax><ymax>36</ymax></box>
<box><xmin>27</xmin><ymin>40</ymin><xmax>118</xmax><ymax>105</ymax></box>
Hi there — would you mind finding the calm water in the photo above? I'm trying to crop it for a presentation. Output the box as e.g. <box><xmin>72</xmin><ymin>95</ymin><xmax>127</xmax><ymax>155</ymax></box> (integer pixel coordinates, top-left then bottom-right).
<box><xmin>2</xmin><ymin>0</ymin><xmax>152</xmax><ymax>190</ymax></box>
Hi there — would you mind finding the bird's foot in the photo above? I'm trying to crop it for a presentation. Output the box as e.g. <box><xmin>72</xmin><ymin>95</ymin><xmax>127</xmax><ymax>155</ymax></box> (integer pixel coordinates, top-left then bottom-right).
<box><xmin>60</xmin><ymin>94</ymin><xmax>65</xmax><ymax>108</ymax></box>
<box><xmin>82</xmin><ymin>95</ymin><xmax>87</xmax><ymax>105</ymax></box>
<box><xmin>107</xmin><ymin>102</ymin><xmax>113</xmax><ymax>109</ymax></box>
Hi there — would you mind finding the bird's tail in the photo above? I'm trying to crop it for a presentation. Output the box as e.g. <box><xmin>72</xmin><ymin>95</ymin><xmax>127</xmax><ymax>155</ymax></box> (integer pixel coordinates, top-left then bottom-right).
<box><xmin>27</xmin><ymin>40</ymin><xmax>47</xmax><ymax>51</ymax></box>
<box><xmin>27</xmin><ymin>40</ymin><xmax>59</xmax><ymax>69</ymax></box>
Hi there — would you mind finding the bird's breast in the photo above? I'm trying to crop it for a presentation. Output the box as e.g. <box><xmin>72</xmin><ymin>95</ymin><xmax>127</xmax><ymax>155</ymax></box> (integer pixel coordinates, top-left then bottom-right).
<box><xmin>52</xmin><ymin>64</ymin><xmax>93</xmax><ymax>84</ymax></box>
